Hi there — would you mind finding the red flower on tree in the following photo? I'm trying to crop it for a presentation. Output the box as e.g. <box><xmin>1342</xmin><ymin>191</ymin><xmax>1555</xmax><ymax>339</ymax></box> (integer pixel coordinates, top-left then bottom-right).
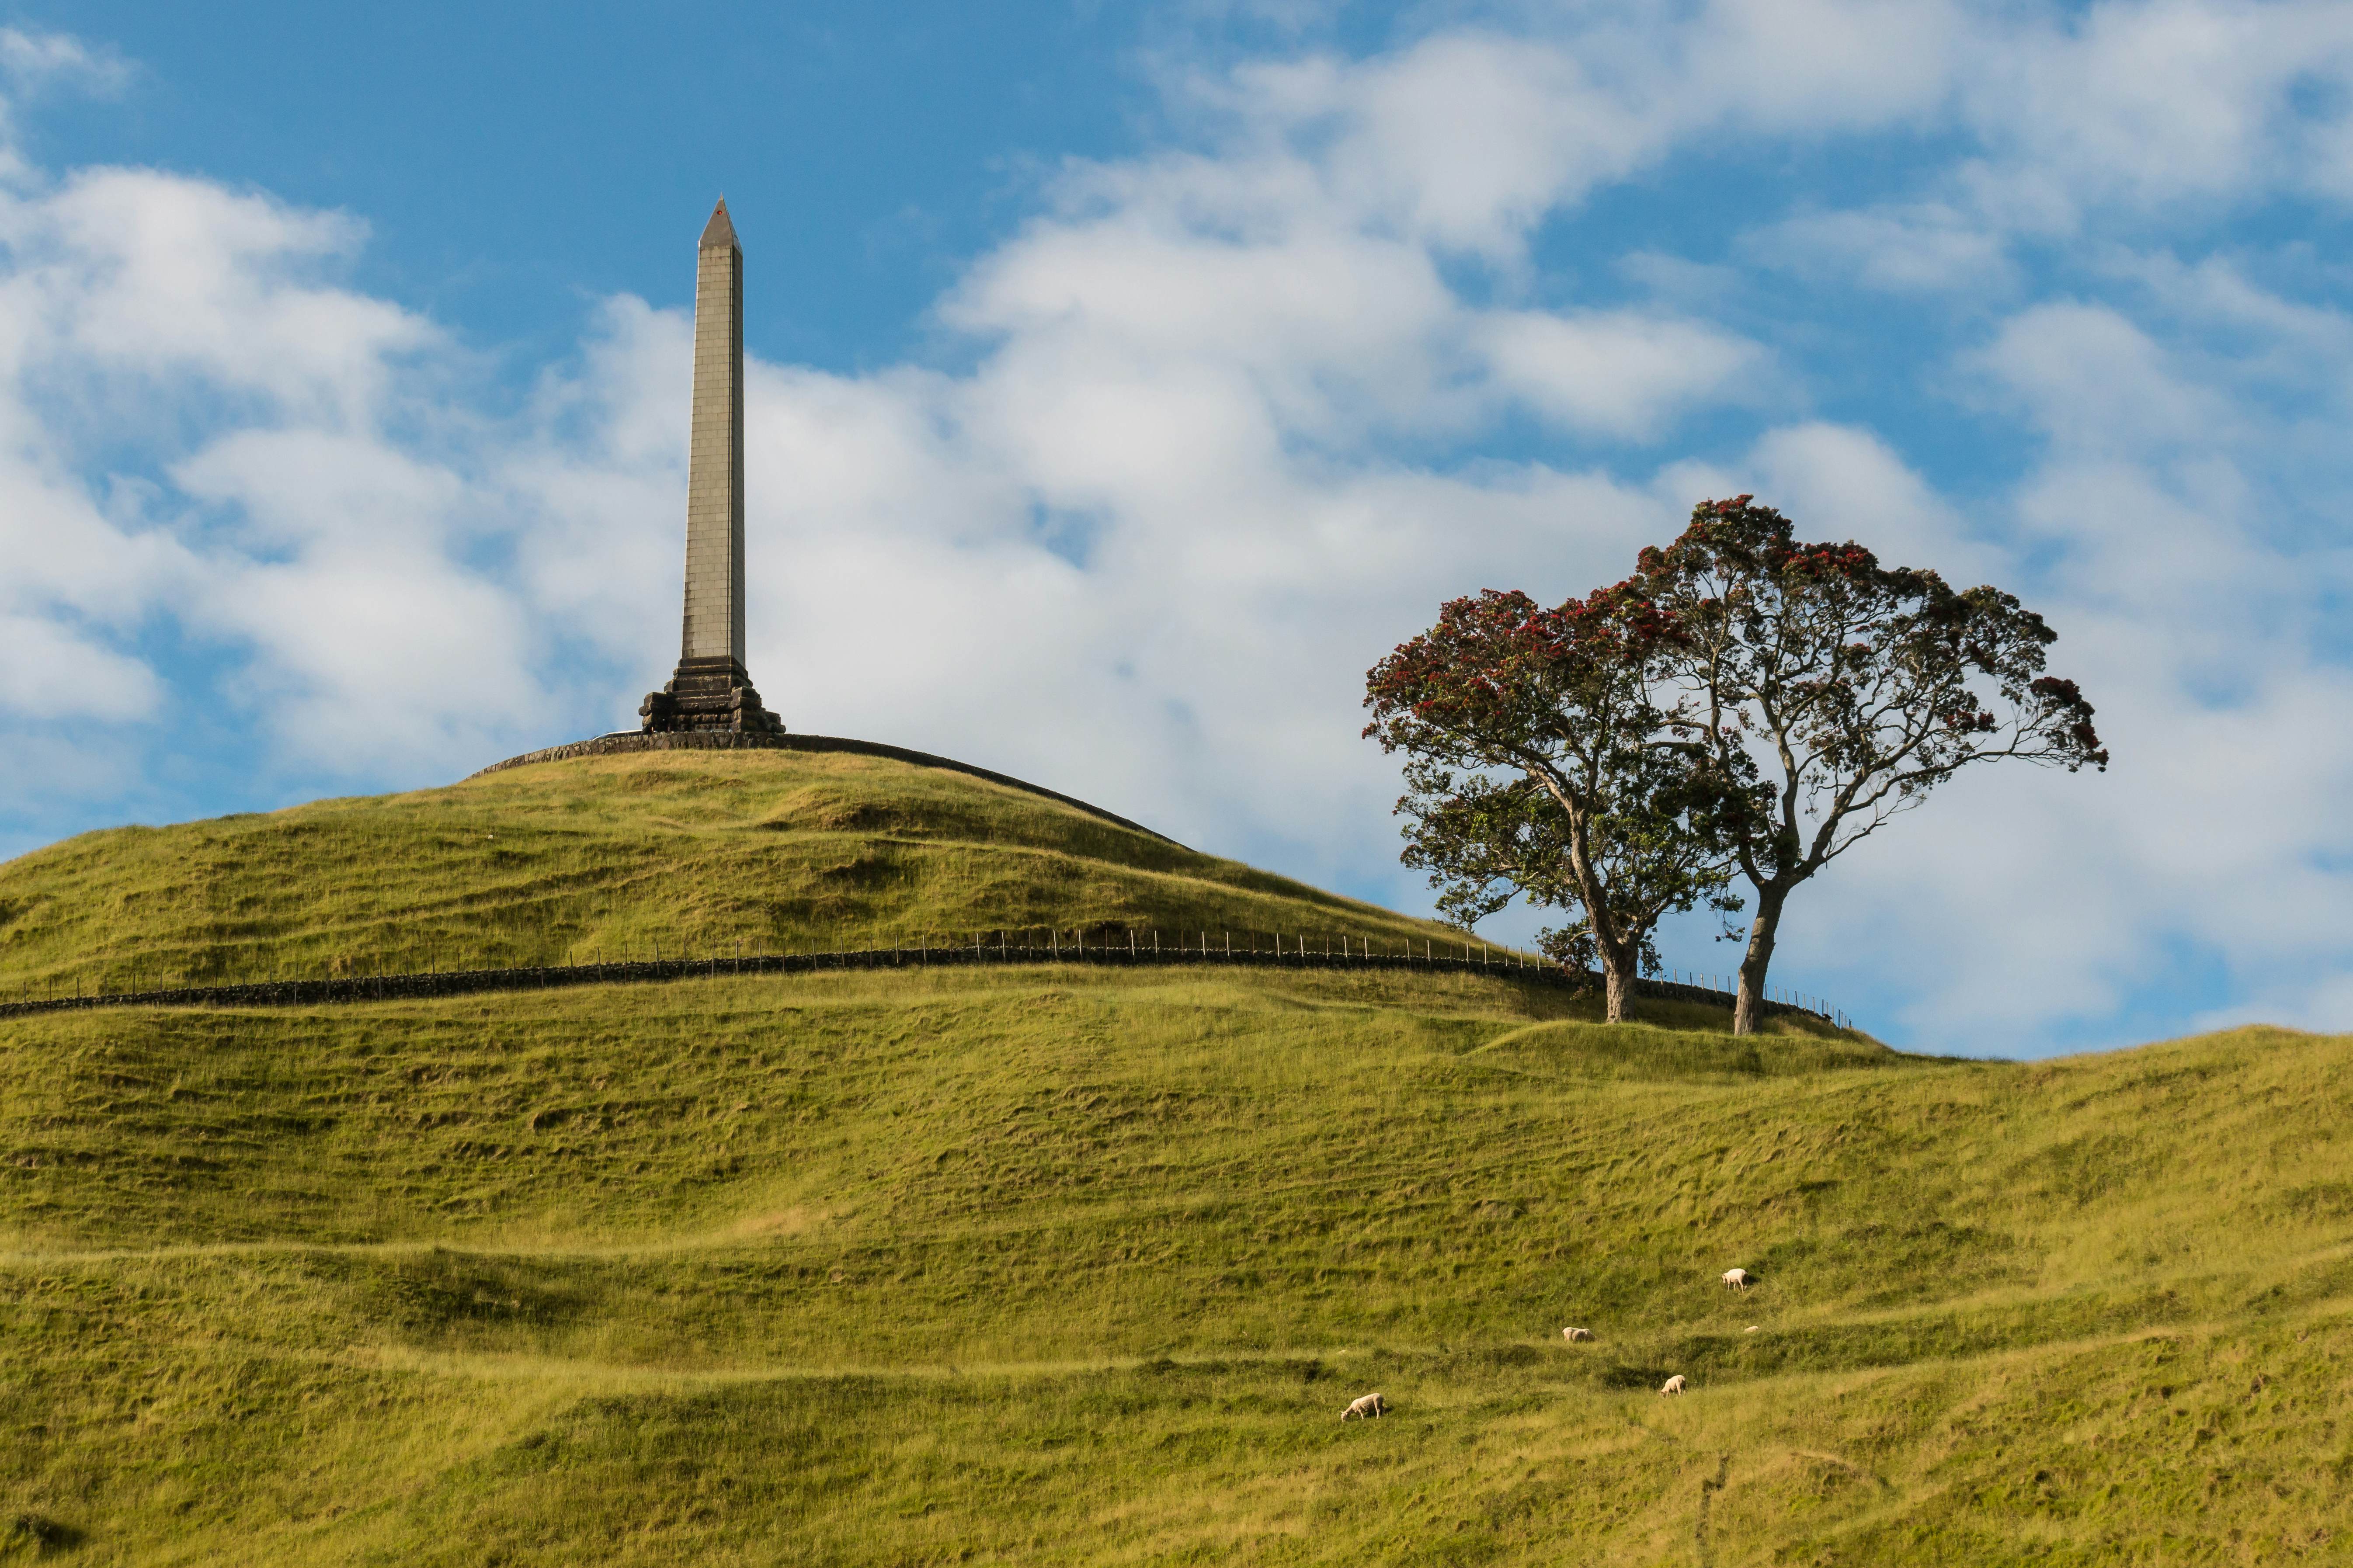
<box><xmin>1363</xmin><ymin>581</ymin><xmax>1740</xmax><ymax>1023</ymax></box>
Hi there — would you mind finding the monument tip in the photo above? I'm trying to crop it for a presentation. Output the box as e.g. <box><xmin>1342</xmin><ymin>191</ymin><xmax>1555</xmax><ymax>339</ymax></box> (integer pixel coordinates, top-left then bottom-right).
<box><xmin>700</xmin><ymin>198</ymin><xmax>737</xmax><ymax>250</ymax></box>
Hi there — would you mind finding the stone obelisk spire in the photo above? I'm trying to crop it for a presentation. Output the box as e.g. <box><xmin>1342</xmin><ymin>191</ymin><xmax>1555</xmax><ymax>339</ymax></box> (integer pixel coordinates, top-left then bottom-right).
<box><xmin>683</xmin><ymin>198</ymin><xmax>745</xmax><ymax>666</ymax></box>
<box><xmin>641</xmin><ymin>199</ymin><xmax>782</xmax><ymax>735</ymax></box>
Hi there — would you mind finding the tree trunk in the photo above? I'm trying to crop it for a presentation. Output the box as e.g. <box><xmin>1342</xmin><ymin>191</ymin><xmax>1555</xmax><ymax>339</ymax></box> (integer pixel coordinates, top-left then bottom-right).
<box><xmin>1589</xmin><ymin>937</ymin><xmax>1640</xmax><ymax>1024</ymax></box>
<box><xmin>1590</xmin><ymin>964</ymin><xmax>1628</xmax><ymax>1025</ymax></box>
<box><xmin>1732</xmin><ymin>884</ymin><xmax>1790</xmax><ymax>1036</ymax></box>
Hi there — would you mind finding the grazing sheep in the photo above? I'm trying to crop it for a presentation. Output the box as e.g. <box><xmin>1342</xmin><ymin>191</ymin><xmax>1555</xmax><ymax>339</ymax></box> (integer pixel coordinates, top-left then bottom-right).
<box><xmin>1722</xmin><ymin>1267</ymin><xmax>1752</xmax><ymax>1292</ymax></box>
<box><xmin>1744</xmin><ymin>1325</ymin><xmax>1759</xmax><ymax>1333</ymax></box>
<box><xmin>1562</xmin><ymin>1326</ymin><xmax>1594</xmax><ymax>1343</ymax></box>
<box><xmin>1660</xmin><ymin>1375</ymin><xmax>1687</xmax><ymax>1396</ymax></box>
<box><xmin>1341</xmin><ymin>1391</ymin><xmax>1389</xmax><ymax>1421</ymax></box>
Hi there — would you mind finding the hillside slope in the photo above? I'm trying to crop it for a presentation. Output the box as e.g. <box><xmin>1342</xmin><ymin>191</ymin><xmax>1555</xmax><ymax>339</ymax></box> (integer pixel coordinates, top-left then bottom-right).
<box><xmin>0</xmin><ymin>750</ymin><xmax>1467</xmax><ymax>998</ymax></box>
<box><xmin>3</xmin><ymin>958</ymin><xmax>2348</xmax><ymax>1562</ymax></box>
<box><xmin>5</xmin><ymin>755</ymin><xmax>2340</xmax><ymax>1563</ymax></box>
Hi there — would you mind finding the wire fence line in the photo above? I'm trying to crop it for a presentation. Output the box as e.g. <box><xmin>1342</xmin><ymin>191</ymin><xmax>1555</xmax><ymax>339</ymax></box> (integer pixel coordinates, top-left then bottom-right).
<box><xmin>0</xmin><ymin>928</ymin><xmax>1851</xmax><ymax>1029</ymax></box>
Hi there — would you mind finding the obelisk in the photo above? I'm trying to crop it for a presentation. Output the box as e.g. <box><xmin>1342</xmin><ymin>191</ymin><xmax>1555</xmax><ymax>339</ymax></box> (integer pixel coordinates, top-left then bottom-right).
<box><xmin>640</xmin><ymin>199</ymin><xmax>783</xmax><ymax>735</ymax></box>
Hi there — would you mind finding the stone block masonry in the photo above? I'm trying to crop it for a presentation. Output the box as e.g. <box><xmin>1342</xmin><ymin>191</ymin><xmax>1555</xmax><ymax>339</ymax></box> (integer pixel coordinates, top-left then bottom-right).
<box><xmin>682</xmin><ymin>200</ymin><xmax>745</xmax><ymax>667</ymax></box>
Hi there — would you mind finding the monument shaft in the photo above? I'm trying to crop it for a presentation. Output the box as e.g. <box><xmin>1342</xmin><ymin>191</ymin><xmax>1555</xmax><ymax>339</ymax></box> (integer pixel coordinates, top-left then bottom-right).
<box><xmin>639</xmin><ymin>199</ymin><xmax>783</xmax><ymax>736</ymax></box>
<box><xmin>682</xmin><ymin>203</ymin><xmax>745</xmax><ymax>664</ymax></box>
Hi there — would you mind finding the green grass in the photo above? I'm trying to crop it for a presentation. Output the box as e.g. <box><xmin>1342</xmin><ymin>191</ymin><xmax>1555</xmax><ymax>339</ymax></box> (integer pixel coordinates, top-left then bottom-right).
<box><xmin>3</xmin><ymin>754</ymin><xmax>2346</xmax><ymax>1562</ymax></box>
<box><xmin>0</xmin><ymin>749</ymin><xmax>1470</xmax><ymax>999</ymax></box>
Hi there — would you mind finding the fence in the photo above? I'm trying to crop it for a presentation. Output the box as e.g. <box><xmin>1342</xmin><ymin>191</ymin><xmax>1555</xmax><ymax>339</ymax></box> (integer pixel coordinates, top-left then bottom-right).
<box><xmin>0</xmin><ymin>930</ymin><xmax>1850</xmax><ymax>1029</ymax></box>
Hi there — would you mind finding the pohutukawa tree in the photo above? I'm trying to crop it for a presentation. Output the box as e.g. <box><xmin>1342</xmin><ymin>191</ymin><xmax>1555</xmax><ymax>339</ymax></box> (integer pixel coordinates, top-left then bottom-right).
<box><xmin>1637</xmin><ymin>496</ymin><xmax>2110</xmax><ymax>1034</ymax></box>
<box><xmin>1363</xmin><ymin>583</ymin><xmax>1741</xmax><ymax>1023</ymax></box>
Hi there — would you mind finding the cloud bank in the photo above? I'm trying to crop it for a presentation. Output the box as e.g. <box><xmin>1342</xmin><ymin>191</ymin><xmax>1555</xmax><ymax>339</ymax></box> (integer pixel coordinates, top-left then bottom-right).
<box><xmin>3</xmin><ymin>2</ymin><xmax>2350</xmax><ymax>1055</ymax></box>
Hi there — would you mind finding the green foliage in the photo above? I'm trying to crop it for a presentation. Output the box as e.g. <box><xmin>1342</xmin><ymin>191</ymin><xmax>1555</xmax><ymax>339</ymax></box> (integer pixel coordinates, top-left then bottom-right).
<box><xmin>1364</xmin><ymin>585</ymin><xmax>1738</xmax><ymax>1016</ymax></box>
<box><xmin>1637</xmin><ymin>494</ymin><xmax>2109</xmax><ymax>1030</ymax></box>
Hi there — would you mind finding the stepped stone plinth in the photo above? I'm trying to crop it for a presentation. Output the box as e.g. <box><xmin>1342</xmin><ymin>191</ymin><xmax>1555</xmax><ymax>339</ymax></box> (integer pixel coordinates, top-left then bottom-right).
<box><xmin>639</xmin><ymin>655</ymin><xmax>782</xmax><ymax>735</ymax></box>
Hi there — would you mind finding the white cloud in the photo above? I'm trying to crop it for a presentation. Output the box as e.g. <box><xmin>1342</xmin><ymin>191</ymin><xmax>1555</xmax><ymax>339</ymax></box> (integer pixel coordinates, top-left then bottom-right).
<box><xmin>0</xmin><ymin>160</ymin><xmax>491</xmax><ymax>767</ymax></box>
<box><xmin>1727</xmin><ymin>1</ymin><xmax>2353</xmax><ymax>300</ymax></box>
<box><xmin>1971</xmin><ymin>0</ymin><xmax>2353</xmax><ymax>211</ymax></box>
<box><xmin>0</xmin><ymin>609</ymin><xmax>156</xmax><ymax>719</ymax></box>
<box><xmin>31</xmin><ymin>169</ymin><xmax>431</xmax><ymax>427</ymax></box>
<box><xmin>0</xmin><ymin>27</ymin><xmax>128</xmax><ymax>94</ymax></box>
<box><xmin>1751</xmin><ymin>204</ymin><xmax>2019</xmax><ymax>295</ymax></box>
<box><xmin>1672</xmin><ymin>0</ymin><xmax>1971</xmax><ymax>132</ymax></box>
<box><xmin>0</xmin><ymin>27</ymin><xmax>126</xmax><ymax>179</ymax></box>
<box><xmin>1476</xmin><ymin>309</ymin><xmax>1764</xmax><ymax>438</ymax></box>
<box><xmin>1228</xmin><ymin>36</ymin><xmax>1651</xmax><ymax>260</ymax></box>
<box><xmin>1971</xmin><ymin>301</ymin><xmax>2231</xmax><ymax>456</ymax></box>
<box><xmin>1736</xmin><ymin>256</ymin><xmax>2353</xmax><ymax>1048</ymax></box>
<box><xmin>1</xmin><ymin>5</ymin><xmax>2350</xmax><ymax>1053</ymax></box>
<box><xmin>1800</xmin><ymin>642</ymin><xmax>2353</xmax><ymax>1048</ymax></box>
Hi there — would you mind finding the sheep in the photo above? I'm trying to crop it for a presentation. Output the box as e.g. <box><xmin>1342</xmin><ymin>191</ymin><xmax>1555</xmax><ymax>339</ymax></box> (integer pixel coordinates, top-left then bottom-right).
<box><xmin>1562</xmin><ymin>1326</ymin><xmax>1594</xmax><ymax>1343</ymax></box>
<box><xmin>1660</xmin><ymin>1375</ymin><xmax>1687</xmax><ymax>1396</ymax></box>
<box><xmin>1722</xmin><ymin>1267</ymin><xmax>1752</xmax><ymax>1292</ymax></box>
<box><xmin>1341</xmin><ymin>1391</ymin><xmax>1389</xmax><ymax>1421</ymax></box>
<box><xmin>1744</xmin><ymin>1325</ymin><xmax>1759</xmax><ymax>1333</ymax></box>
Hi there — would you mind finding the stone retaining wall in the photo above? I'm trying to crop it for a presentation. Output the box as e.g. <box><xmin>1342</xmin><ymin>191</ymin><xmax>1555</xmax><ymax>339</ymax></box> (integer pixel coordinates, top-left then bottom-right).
<box><xmin>0</xmin><ymin>940</ymin><xmax>1838</xmax><ymax>1027</ymax></box>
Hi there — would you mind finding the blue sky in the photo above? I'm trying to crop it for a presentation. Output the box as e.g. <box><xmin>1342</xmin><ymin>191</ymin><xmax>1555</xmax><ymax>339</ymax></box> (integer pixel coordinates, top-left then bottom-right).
<box><xmin>3</xmin><ymin>0</ymin><xmax>2350</xmax><ymax>1056</ymax></box>
<box><xmin>16</xmin><ymin>3</ymin><xmax>1243</xmax><ymax>370</ymax></box>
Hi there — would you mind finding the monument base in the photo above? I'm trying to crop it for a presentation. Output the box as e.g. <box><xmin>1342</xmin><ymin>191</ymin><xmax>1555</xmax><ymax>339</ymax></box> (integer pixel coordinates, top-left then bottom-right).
<box><xmin>639</xmin><ymin>656</ymin><xmax>785</xmax><ymax>735</ymax></box>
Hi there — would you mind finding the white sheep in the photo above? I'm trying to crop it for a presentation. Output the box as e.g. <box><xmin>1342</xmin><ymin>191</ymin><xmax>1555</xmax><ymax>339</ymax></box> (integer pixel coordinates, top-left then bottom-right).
<box><xmin>1722</xmin><ymin>1267</ymin><xmax>1752</xmax><ymax>1292</ymax></box>
<box><xmin>1660</xmin><ymin>1374</ymin><xmax>1687</xmax><ymax>1396</ymax></box>
<box><xmin>1341</xmin><ymin>1391</ymin><xmax>1389</xmax><ymax>1421</ymax></box>
<box><xmin>1562</xmin><ymin>1326</ymin><xmax>1594</xmax><ymax>1343</ymax></box>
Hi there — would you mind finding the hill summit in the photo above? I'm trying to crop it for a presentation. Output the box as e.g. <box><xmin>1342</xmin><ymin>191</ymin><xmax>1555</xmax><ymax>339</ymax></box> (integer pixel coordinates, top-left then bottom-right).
<box><xmin>0</xmin><ymin>749</ymin><xmax>1473</xmax><ymax>999</ymax></box>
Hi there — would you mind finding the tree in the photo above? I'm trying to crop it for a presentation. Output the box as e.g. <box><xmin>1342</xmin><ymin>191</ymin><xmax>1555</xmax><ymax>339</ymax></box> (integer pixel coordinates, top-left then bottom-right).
<box><xmin>1363</xmin><ymin>583</ymin><xmax>1740</xmax><ymax>1022</ymax></box>
<box><xmin>1638</xmin><ymin>496</ymin><xmax>2110</xmax><ymax>1034</ymax></box>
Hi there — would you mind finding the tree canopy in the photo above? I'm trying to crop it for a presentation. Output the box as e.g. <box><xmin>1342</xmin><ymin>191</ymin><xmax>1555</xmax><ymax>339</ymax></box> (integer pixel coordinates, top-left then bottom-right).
<box><xmin>1638</xmin><ymin>496</ymin><xmax>2109</xmax><ymax>1032</ymax></box>
<box><xmin>1362</xmin><ymin>582</ymin><xmax>1738</xmax><ymax>1022</ymax></box>
<box><xmin>1364</xmin><ymin>496</ymin><xmax>2108</xmax><ymax>1035</ymax></box>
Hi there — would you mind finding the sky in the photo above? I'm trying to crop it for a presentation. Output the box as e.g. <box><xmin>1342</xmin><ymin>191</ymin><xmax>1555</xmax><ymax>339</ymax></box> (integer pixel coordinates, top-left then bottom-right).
<box><xmin>1</xmin><ymin>0</ymin><xmax>2349</xmax><ymax>1057</ymax></box>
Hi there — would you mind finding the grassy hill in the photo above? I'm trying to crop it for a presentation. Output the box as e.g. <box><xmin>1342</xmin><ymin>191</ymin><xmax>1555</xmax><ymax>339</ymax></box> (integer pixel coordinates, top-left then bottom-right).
<box><xmin>4</xmin><ymin>753</ymin><xmax>2347</xmax><ymax>1564</ymax></box>
<box><xmin>0</xmin><ymin>750</ymin><xmax>1471</xmax><ymax>999</ymax></box>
